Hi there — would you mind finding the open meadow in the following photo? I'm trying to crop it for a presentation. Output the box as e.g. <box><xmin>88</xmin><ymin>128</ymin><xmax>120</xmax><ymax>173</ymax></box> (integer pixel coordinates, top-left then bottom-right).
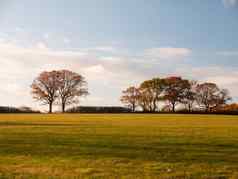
<box><xmin>0</xmin><ymin>114</ymin><xmax>238</xmax><ymax>178</ymax></box>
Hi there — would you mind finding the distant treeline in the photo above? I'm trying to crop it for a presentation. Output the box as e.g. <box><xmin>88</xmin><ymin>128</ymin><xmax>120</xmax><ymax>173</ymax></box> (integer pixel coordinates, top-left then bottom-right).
<box><xmin>0</xmin><ymin>106</ymin><xmax>41</xmax><ymax>113</ymax></box>
<box><xmin>0</xmin><ymin>105</ymin><xmax>237</xmax><ymax>114</ymax></box>
<box><xmin>66</xmin><ymin>105</ymin><xmax>238</xmax><ymax>114</ymax></box>
<box><xmin>66</xmin><ymin>106</ymin><xmax>132</xmax><ymax>113</ymax></box>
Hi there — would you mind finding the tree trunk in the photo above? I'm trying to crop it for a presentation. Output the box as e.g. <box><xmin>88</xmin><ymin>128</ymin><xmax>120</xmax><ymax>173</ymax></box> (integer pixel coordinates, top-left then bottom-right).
<box><xmin>142</xmin><ymin>106</ymin><xmax>147</xmax><ymax>112</ymax></box>
<box><xmin>49</xmin><ymin>102</ymin><xmax>53</xmax><ymax>113</ymax></box>
<box><xmin>132</xmin><ymin>103</ymin><xmax>136</xmax><ymax>112</ymax></box>
<box><xmin>62</xmin><ymin>102</ymin><xmax>65</xmax><ymax>113</ymax></box>
<box><xmin>153</xmin><ymin>100</ymin><xmax>157</xmax><ymax>112</ymax></box>
<box><xmin>172</xmin><ymin>102</ymin><xmax>176</xmax><ymax>112</ymax></box>
<box><xmin>188</xmin><ymin>104</ymin><xmax>192</xmax><ymax>112</ymax></box>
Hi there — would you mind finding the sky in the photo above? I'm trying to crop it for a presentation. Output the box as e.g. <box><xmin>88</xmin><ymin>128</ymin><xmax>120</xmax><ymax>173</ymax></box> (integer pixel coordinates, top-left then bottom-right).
<box><xmin>0</xmin><ymin>0</ymin><xmax>238</xmax><ymax>111</ymax></box>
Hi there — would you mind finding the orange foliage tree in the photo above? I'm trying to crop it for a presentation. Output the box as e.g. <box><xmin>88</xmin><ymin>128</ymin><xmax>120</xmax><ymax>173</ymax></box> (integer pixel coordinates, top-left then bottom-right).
<box><xmin>31</xmin><ymin>71</ymin><xmax>59</xmax><ymax>113</ymax></box>
<box><xmin>31</xmin><ymin>70</ymin><xmax>88</xmax><ymax>113</ymax></box>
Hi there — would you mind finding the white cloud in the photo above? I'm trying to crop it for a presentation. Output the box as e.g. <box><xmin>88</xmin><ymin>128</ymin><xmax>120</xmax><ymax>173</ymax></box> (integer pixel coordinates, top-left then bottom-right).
<box><xmin>63</xmin><ymin>37</ymin><xmax>71</xmax><ymax>44</ymax></box>
<box><xmin>84</xmin><ymin>65</ymin><xmax>105</xmax><ymax>74</ymax></box>
<box><xmin>92</xmin><ymin>46</ymin><xmax>116</xmax><ymax>53</ymax></box>
<box><xmin>223</xmin><ymin>0</ymin><xmax>238</xmax><ymax>7</ymax></box>
<box><xmin>175</xmin><ymin>66</ymin><xmax>238</xmax><ymax>98</ymax></box>
<box><xmin>15</xmin><ymin>27</ymin><xmax>24</xmax><ymax>32</ymax></box>
<box><xmin>0</xmin><ymin>40</ymin><xmax>147</xmax><ymax>109</ymax></box>
<box><xmin>36</xmin><ymin>42</ymin><xmax>48</xmax><ymax>50</ymax></box>
<box><xmin>43</xmin><ymin>33</ymin><xmax>50</xmax><ymax>40</ymax></box>
<box><xmin>0</xmin><ymin>40</ymin><xmax>237</xmax><ymax>109</ymax></box>
<box><xmin>144</xmin><ymin>47</ymin><xmax>191</xmax><ymax>59</ymax></box>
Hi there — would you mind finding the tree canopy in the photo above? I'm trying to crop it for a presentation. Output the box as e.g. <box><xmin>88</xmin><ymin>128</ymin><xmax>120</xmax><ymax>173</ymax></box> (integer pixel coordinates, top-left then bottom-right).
<box><xmin>121</xmin><ymin>76</ymin><xmax>231</xmax><ymax>112</ymax></box>
<box><xmin>31</xmin><ymin>70</ymin><xmax>88</xmax><ymax>113</ymax></box>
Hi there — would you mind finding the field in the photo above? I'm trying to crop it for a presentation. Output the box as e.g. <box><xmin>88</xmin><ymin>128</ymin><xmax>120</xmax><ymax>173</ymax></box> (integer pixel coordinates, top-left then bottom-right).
<box><xmin>0</xmin><ymin>114</ymin><xmax>238</xmax><ymax>178</ymax></box>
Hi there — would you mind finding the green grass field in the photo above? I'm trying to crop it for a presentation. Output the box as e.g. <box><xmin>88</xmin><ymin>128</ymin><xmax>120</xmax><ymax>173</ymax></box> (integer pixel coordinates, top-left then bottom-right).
<box><xmin>0</xmin><ymin>114</ymin><xmax>238</xmax><ymax>178</ymax></box>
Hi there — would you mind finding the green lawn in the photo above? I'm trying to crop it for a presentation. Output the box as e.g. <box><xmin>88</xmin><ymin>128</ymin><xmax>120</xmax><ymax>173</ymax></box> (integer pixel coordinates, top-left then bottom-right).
<box><xmin>0</xmin><ymin>114</ymin><xmax>237</xmax><ymax>178</ymax></box>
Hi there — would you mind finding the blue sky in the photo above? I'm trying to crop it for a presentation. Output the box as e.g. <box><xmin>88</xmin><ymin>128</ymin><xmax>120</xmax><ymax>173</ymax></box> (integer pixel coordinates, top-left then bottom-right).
<box><xmin>0</xmin><ymin>0</ymin><xmax>237</xmax><ymax>110</ymax></box>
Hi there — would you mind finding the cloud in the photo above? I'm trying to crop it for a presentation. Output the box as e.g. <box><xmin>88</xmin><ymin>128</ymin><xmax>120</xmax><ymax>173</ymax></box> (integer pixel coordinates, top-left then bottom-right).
<box><xmin>175</xmin><ymin>66</ymin><xmax>238</xmax><ymax>98</ymax></box>
<box><xmin>0</xmin><ymin>40</ymin><xmax>237</xmax><ymax>109</ymax></box>
<box><xmin>43</xmin><ymin>33</ymin><xmax>50</xmax><ymax>40</ymax></box>
<box><xmin>0</xmin><ymin>40</ymin><xmax>149</xmax><ymax>109</ymax></box>
<box><xmin>36</xmin><ymin>42</ymin><xmax>48</xmax><ymax>50</ymax></box>
<box><xmin>217</xmin><ymin>50</ymin><xmax>238</xmax><ymax>56</ymax></box>
<box><xmin>144</xmin><ymin>47</ymin><xmax>191</xmax><ymax>60</ymax></box>
<box><xmin>15</xmin><ymin>27</ymin><xmax>24</xmax><ymax>32</ymax></box>
<box><xmin>63</xmin><ymin>37</ymin><xmax>71</xmax><ymax>44</ymax></box>
<box><xmin>222</xmin><ymin>0</ymin><xmax>238</xmax><ymax>7</ymax></box>
<box><xmin>0</xmin><ymin>41</ymin><xmax>89</xmax><ymax>107</ymax></box>
<box><xmin>92</xmin><ymin>46</ymin><xmax>116</xmax><ymax>53</ymax></box>
<box><xmin>85</xmin><ymin>65</ymin><xmax>105</xmax><ymax>74</ymax></box>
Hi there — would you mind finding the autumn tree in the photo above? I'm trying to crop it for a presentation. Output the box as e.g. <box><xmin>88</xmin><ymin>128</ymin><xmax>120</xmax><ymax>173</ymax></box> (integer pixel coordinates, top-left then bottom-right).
<box><xmin>57</xmin><ymin>70</ymin><xmax>88</xmax><ymax>112</ymax></box>
<box><xmin>163</xmin><ymin>77</ymin><xmax>191</xmax><ymax>112</ymax></box>
<box><xmin>138</xmin><ymin>78</ymin><xmax>165</xmax><ymax>112</ymax></box>
<box><xmin>195</xmin><ymin>82</ymin><xmax>231</xmax><ymax>112</ymax></box>
<box><xmin>222</xmin><ymin>103</ymin><xmax>238</xmax><ymax>112</ymax></box>
<box><xmin>120</xmin><ymin>86</ymin><xmax>140</xmax><ymax>112</ymax></box>
<box><xmin>121</xmin><ymin>76</ymin><xmax>233</xmax><ymax>113</ymax></box>
<box><xmin>137</xmin><ymin>85</ymin><xmax>154</xmax><ymax>112</ymax></box>
<box><xmin>31</xmin><ymin>71</ymin><xmax>59</xmax><ymax>113</ymax></box>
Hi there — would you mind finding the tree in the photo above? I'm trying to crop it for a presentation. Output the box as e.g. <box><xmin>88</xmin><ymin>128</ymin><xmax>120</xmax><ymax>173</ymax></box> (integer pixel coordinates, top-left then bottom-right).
<box><xmin>195</xmin><ymin>82</ymin><xmax>231</xmax><ymax>112</ymax></box>
<box><xmin>163</xmin><ymin>77</ymin><xmax>191</xmax><ymax>112</ymax></box>
<box><xmin>138</xmin><ymin>85</ymin><xmax>154</xmax><ymax>112</ymax></box>
<box><xmin>56</xmin><ymin>70</ymin><xmax>88</xmax><ymax>113</ymax></box>
<box><xmin>222</xmin><ymin>103</ymin><xmax>238</xmax><ymax>112</ymax></box>
<box><xmin>31</xmin><ymin>71</ymin><xmax>59</xmax><ymax>113</ymax></box>
<box><xmin>120</xmin><ymin>75</ymin><xmax>233</xmax><ymax>113</ymax></box>
<box><xmin>212</xmin><ymin>89</ymin><xmax>231</xmax><ymax>111</ymax></box>
<box><xmin>120</xmin><ymin>86</ymin><xmax>139</xmax><ymax>112</ymax></box>
<box><xmin>138</xmin><ymin>78</ymin><xmax>165</xmax><ymax>112</ymax></box>
<box><xmin>181</xmin><ymin>80</ymin><xmax>197</xmax><ymax>112</ymax></box>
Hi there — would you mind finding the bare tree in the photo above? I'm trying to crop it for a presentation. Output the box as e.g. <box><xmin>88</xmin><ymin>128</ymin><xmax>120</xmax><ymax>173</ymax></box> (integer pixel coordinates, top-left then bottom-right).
<box><xmin>195</xmin><ymin>82</ymin><xmax>231</xmax><ymax>112</ymax></box>
<box><xmin>31</xmin><ymin>71</ymin><xmax>59</xmax><ymax>113</ymax></box>
<box><xmin>212</xmin><ymin>89</ymin><xmax>231</xmax><ymax>111</ymax></box>
<box><xmin>57</xmin><ymin>70</ymin><xmax>88</xmax><ymax>112</ymax></box>
<box><xmin>182</xmin><ymin>80</ymin><xmax>197</xmax><ymax>112</ymax></box>
<box><xmin>120</xmin><ymin>86</ymin><xmax>140</xmax><ymax>112</ymax></box>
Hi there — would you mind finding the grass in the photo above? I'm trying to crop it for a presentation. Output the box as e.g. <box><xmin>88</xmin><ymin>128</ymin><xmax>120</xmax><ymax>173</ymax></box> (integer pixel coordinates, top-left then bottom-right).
<box><xmin>0</xmin><ymin>114</ymin><xmax>237</xmax><ymax>178</ymax></box>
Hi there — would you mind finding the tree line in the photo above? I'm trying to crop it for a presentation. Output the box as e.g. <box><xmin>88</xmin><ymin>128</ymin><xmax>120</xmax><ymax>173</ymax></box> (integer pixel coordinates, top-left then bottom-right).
<box><xmin>31</xmin><ymin>70</ymin><xmax>88</xmax><ymax>113</ymax></box>
<box><xmin>67</xmin><ymin>106</ymin><xmax>131</xmax><ymax>113</ymax></box>
<box><xmin>30</xmin><ymin>70</ymin><xmax>236</xmax><ymax>114</ymax></box>
<box><xmin>120</xmin><ymin>76</ymin><xmax>231</xmax><ymax>113</ymax></box>
<box><xmin>0</xmin><ymin>106</ymin><xmax>40</xmax><ymax>113</ymax></box>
